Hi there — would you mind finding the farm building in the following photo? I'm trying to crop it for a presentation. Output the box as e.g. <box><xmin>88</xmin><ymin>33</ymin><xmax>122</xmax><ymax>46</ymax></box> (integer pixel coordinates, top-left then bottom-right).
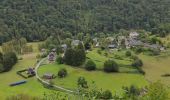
<box><xmin>129</xmin><ymin>32</ymin><xmax>139</xmax><ymax>39</ymax></box>
<box><xmin>108</xmin><ymin>44</ymin><xmax>117</xmax><ymax>49</ymax></box>
<box><xmin>71</xmin><ymin>40</ymin><xmax>82</xmax><ymax>46</ymax></box>
<box><xmin>27</xmin><ymin>68</ymin><xmax>35</xmax><ymax>75</ymax></box>
<box><xmin>43</xmin><ymin>73</ymin><xmax>54</xmax><ymax>79</ymax></box>
<box><xmin>48</xmin><ymin>52</ymin><xmax>55</xmax><ymax>62</ymax></box>
<box><xmin>61</xmin><ymin>44</ymin><xmax>67</xmax><ymax>51</ymax></box>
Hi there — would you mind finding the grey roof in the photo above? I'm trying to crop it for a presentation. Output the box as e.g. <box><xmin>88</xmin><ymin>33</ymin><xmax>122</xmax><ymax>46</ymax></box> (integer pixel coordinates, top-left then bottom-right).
<box><xmin>71</xmin><ymin>40</ymin><xmax>81</xmax><ymax>46</ymax></box>
<box><xmin>61</xmin><ymin>44</ymin><xmax>67</xmax><ymax>48</ymax></box>
<box><xmin>108</xmin><ymin>44</ymin><xmax>117</xmax><ymax>48</ymax></box>
<box><xmin>129</xmin><ymin>39</ymin><xmax>143</xmax><ymax>46</ymax></box>
<box><xmin>145</xmin><ymin>44</ymin><xmax>160</xmax><ymax>49</ymax></box>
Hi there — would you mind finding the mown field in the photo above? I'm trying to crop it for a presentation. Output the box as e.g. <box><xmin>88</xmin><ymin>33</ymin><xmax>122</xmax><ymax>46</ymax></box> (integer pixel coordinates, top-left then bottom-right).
<box><xmin>0</xmin><ymin>42</ymin><xmax>55</xmax><ymax>100</ymax></box>
<box><xmin>38</xmin><ymin>63</ymin><xmax>148</xmax><ymax>95</ymax></box>
<box><xmin>140</xmin><ymin>51</ymin><xmax>170</xmax><ymax>86</ymax></box>
<box><xmin>38</xmin><ymin>49</ymin><xmax>148</xmax><ymax>95</ymax></box>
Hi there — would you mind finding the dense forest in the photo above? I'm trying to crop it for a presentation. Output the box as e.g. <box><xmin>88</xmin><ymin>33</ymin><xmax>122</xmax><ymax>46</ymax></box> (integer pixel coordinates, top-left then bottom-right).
<box><xmin>0</xmin><ymin>0</ymin><xmax>170</xmax><ymax>44</ymax></box>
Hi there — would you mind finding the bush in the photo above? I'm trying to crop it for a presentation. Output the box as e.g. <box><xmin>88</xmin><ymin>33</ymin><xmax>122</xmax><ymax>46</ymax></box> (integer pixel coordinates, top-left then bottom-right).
<box><xmin>130</xmin><ymin>55</ymin><xmax>139</xmax><ymax>60</ymax></box>
<box><xmin>58</xmin><ymin>68</ymin><xmax>67</xmax><ymax>78</ymax></box>
<box><xmin>97</xmin><ymin>49</ymin><xmax>102</xmax><ymax>54</ymax></box>
<box><xmin>85</xmin><ymin>60</ymin><xmax>96</xmax><ymax>71</ymax></box>
<box><xmin>114</xmin><ymin>54</ymin><xmax>123</xmax><ymax>60</ymax></box>
<box><xmin>125</xmin><ymin>51</ymin><xmax>132</xmax><ymax>57</ymax></box>
<box><xmin>56</xmin><ymin>56</ymin><xmax>64</xmax><ymax>64</ymax></box>
<box><xmin>0</xmin><ymin>63</ymin><xmax>4</xmax><ymax>72</ymax></box>
<box><xmin>104</xmin><ymin>52</ymin><xmax>108</xmax><ymax>57</ymax></box>
<box><xmin>101</xmin><ymin>90</ymin><xmax>113</xmax><ymax>99</ymax></box>
<box><xmin>132</xmin><ymin>59</ymin><xmax>143</xmax><ymax>67</ymax></box>
<box><xmin>2</xmin><ymin>52</ymin><xmax>18</xmax><ymax>72</ymax></box>
<box><xmin>77</xmin><ymin>77</ymin><xmax>88</xmax><ymax>88</ymax></box>
<box><xmin>137</xmin><ymin>67</ymin><xmax>145</xmax><ymax>75</ymax></box>
<box><xmin>104</xmin><ymin>60</ymin><xmax>119</xmax><ymax>72</ymax></box>
<box><xmin>122</xmin><ymin>85</ymin><xmax>140</xmax><ymax>97</ymax></box>
<box><xmin>151</xmin><ymin>49</ymin><xmax>160</xmax><ymax>56</ymax></box>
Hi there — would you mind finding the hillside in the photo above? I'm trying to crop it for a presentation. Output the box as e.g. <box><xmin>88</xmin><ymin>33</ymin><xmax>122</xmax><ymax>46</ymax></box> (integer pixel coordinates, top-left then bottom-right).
<box><xmin>0</xmin><ymin>0</ymin><xmax>170</xmax><ymax>44</ymax></box>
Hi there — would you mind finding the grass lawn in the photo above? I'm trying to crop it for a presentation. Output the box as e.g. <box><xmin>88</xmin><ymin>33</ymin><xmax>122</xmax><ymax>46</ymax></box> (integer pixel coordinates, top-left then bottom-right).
<box><xmin>0</xmin><ymin>42</ymin><xmax>55</xmax><ymax>100</ymax></box>
<box><xmin>38</xmin><ymin>63</ymin><xmax>148</xmax><ymax>95</ymax></box>
<box><xmin>86</xmin><ymin>49</ymin><xmax>137</xmax><ymax>73</ymax></box>
<box><xmin>139</xmin><ymin>53</ymin><xmax>170</xmax><ymax>86</ymax></box>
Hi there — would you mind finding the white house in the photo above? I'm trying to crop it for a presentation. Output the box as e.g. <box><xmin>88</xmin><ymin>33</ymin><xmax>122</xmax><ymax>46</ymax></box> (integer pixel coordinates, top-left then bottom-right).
<box><xmin>129</xmin><ymin>32</ymin><xmax>139</xmax><ymax>39</ymax></box>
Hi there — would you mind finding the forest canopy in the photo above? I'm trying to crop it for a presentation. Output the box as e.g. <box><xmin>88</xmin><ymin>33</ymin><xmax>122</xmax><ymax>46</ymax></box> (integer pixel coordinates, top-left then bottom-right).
<box><xmin>0</xmin><ymin>0</ymin><xmax>169</xmax><ymax>44</ymax></box>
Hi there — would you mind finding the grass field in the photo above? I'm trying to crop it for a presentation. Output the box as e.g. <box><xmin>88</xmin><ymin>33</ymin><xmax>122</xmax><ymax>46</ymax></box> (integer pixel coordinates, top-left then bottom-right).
<box><xmin>38</xmin><ymin>63</ymin><xmax>148</xmax><ymax>95</ymax></box>
<box><xmin>0</xmin><ymin>42</ymin><xmax>55</xmax><ymax>100</ymax></box>
<box><xmin>86</xmin><ymin>49</ymin><xmax>137</xmax><ymax>73</ymax></box>
<box><xmin>1</xmin><ymin>41</ymin><xmax>170</xmax><ymax>99</ymax></box>
<box><xmin>140</xmin><ymin>53</ymin><xmax>170</xmax><ymax>86</ymax></box>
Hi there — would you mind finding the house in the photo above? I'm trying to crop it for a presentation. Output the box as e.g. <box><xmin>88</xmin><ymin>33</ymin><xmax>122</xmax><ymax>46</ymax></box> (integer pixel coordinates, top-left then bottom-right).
<box><xmin>71</xmin><ymin>40</ymin><xmax>82</xmax><ymax>46</ymax></box>
<box><xmin>43</xmin><ymin>73</ymin><xmax>54</xmax><ymax>79</ymax></box>
<box><xmin>95</xmin><ymin>42</ymin><xmax>100</xmax><ymax>47</ymax></box>
<box><xmin>126</xmin><ymin>38</ymin><xmax>143</xmax><ymax>48</ymax></box>
<box><xmin>129</xmin><ymin>32</ymin><xmax>139</xmax><ymax>39</ymax></box>
<box><xmin>27</xmin><ymin>68</ymin><xmax>35</xmax><ymax>75</ymax></box>
<box><xmin>48</xmin><ymin>52</ymin><xmax>55</xmax><ymax>62</ymax></box>
<box><xmin>108</xmin><ymin>44</ymin><xmax>117</xmax><ymax>49</ymax></box>
<box><xmin>117</xmin><ymin>36</ymin><xmax>126</xmax><ymax>46</ymax></box>
<box><xmin>51</xmin><ymin>48</ymin><xmax>56</xmax><ymax>52</ymax></box>
<box><xmin>93</xmin><ymin>38</ymin><xmax>98</xmax><ymax>43</ymax></box>
<box><xmin>61</xmin><ymin>44</ymin><xmax>67</xmax><ymax>51</ymax></box>
<box><xmin>41</xmin><ymin>48</ymin><xmax>46</xmax><ymax>53</ymax></box>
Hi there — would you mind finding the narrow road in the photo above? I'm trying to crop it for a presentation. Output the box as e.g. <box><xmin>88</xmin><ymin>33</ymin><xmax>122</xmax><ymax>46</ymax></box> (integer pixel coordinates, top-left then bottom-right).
<box><xmin>34</xmin><ymin>58</ymin><xmax>75</xmax><ymax>94</ymax></box>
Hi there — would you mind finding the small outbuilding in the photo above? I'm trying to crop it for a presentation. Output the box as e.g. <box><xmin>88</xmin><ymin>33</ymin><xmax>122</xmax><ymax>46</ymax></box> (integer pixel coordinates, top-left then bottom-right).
<box><xmin>43</xmin><ymin>73</ymin><xmax>54</xmax><ymax>79</ymax></box>
<box><xmin>108</xmin><ymin>44</ymin><xmax>117</xmax><ymax>49</ymax></box>
<box><xmin>71</xmin><ymin>40</ymin><xmax>82</xmax><ymax>46</ymax></box>
<box><xmin>48</xmin><ymin>52</ymin><xmax>55</xmax><ymax>62</ymax></box>
<box><xmin>27</xmin><ymin>68</ymin><xmax>35</xmax><ymax>75</ymax></box>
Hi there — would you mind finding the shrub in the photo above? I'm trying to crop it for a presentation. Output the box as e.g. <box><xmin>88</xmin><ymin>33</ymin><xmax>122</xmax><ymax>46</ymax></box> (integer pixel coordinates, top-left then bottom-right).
<box><xmin>77</xmin><ymin>77</ymin><xmax>88</xmax><ymax>88</ymax></box>
<box><xmin>122</xmin><ymin>85</ymin><xmax>140</xmax><ymax>97</ymax></box>
<box><xmin>104</xmin><ymin>52</ymin><xmax>108</xmax><ymax>57</ymax></box>
<box><xmin>132</xmin><ymin>59</ymin><xmax>143</xmax><ymax>67</ymax></box>
<box><xmin>104</xmin><ymin>60</ymin><xmax>119</xmax><ymax>72</ymax></box>
<box><xmin>151</xmin><ymin>49</ymin><xmax>160</xmax><ymax>56</ymax></box>
<box><xmin>97</xmin><ymin>49</ymin><xmax>102</xmax><ymax>54</ymax></box>
<box><xmin>125</xmin><ymin>51</ymin><xmax>132</xmax><ymax>57</ymax></box>
<box><xmin>137</xmin><ymin>67</ymin><xmax>145</xmax><ymax>75</ymax></box>
<box><xmin>0</xmin><ymin>63</ymin><xmax>4</xmax><ymax>72</ymax></box>
<box><xmin>130</xmin><ymin>55</ymin><xmax>139</xmax><ymax>60</ymax></box>
<box><xmin>114</xmin><ymin>54</ymin><xmax>123</xmax><ymax>60</ymax></box>
<box><xmin>135</xmin><ymin>47</ymin><xmax>143</xmax><ymax>54</ymax></box>
<box><xmin>56</xmin><ymin>56</ymin><xmax>64</xmax><ymax>64</ymax></box>
<box><xmin>58</xmin><ymin>68</ymin><xmax>67</xmax><ymax>78</ymax></box>
<box><xmin>85</xmin><ymin>60</ymin><xmax>96</xmax><ymax>71</ymax></box>
<box><xmin>2</xmin><ymin>52</ymin><xmax>18</xmax><ymax>72</ymax></box>
<box><xmin>101</xmin><ymin>90</ymin><xmax>113</xmax><ymax>99</ymax></box>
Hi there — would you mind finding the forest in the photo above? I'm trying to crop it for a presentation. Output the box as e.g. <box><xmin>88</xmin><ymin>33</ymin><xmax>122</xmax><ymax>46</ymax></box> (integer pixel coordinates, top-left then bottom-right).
<box><xmin>0</xmin><ymin>0</ymin><xmax>170</xmax><ymax>44</ymax></box>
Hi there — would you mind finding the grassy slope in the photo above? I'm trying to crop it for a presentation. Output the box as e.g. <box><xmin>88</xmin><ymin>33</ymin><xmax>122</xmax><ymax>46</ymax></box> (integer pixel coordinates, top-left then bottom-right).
<box><xmin>0</xmin><ymin>42</ymin><xmax>53</xmax><ymax>100</ymax></box>
<box><xmin>140</xmin><ymin>53</ymin><xmax>170</xmax><ymax>86</ymax></box>
<box><xmin>86</xmin><ymin>49</ymin><xmax>137</xmax><ymax>72</ymax></box>
<box><xmin>38</xmin><ymin>63</ymin><xmax>148</xmax><ymax>95</ymax></box>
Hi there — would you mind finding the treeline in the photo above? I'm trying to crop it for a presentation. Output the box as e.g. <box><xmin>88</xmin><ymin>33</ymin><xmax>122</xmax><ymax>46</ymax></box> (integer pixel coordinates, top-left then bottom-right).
<box><xmin>1</xmin><ymin>38</ymin><xmax>33</xmax><ymax>54</ymax></box>
<box><xmin>0</xmin><ymin>0</ymin><xmax>170</xmax><ymax>44</ymax></box>
<box><xmin>0</xmin><ymin>52</ymin><xmax>18</xmax><ymax>73</ymax></box>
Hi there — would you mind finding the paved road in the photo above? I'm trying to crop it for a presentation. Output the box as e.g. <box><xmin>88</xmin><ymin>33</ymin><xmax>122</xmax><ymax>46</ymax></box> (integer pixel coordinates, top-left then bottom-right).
<box><xmin>34</xmin><ymin>58</ymin><xmax>75</xmax><ymax>94</ymax></box>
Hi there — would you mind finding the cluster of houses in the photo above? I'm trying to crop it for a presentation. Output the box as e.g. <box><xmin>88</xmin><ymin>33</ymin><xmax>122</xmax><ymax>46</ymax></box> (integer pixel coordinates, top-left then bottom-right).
<box><xmin>42</xmin><ymin>31</ymin><xmax>165</xmax><ymax>63</ymax></box>
<box><xmin>93</xmin><ymin>31</ymin><xmax>165</xmax><ymax>51</ymax></box>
